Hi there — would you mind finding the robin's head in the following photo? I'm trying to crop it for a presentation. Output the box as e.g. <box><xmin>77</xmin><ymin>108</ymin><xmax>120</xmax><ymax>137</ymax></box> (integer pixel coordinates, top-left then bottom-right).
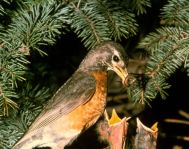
<box><xmin>135</xmin><ymin>118</ymin><xmax>158</xmax><ymax>149</ymax></box>
<box><xmin>79</xmin><ymin>41</ymin><xmax>129</xmax><ymax>84</ymax></box>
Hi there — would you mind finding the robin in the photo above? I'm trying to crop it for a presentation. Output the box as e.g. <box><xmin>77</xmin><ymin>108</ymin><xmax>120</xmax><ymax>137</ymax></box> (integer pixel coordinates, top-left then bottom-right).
<box><xmin>12</xmin><ymin>41</ymin><xmax>129</xmax><ymax>149</ymax></box>
<box><xmin>134</xmin><ymin>118</ymin><xmax>158</xmax><ymax>149</ymax></box>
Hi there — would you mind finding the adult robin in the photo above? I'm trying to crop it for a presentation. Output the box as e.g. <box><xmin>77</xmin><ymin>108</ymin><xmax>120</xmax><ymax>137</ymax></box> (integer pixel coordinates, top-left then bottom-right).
<box><xmin>12</xmin><ymin>41</ymin><xmax>129</xmax><ymax>149</ymax></box>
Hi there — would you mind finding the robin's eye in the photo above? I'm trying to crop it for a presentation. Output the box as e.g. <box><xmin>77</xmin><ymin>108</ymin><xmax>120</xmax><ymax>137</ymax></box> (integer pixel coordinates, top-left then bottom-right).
<box><xmin>113</xmin><ymin>55</ymin><xmax>120</xmax><ymax>62</ymax></box>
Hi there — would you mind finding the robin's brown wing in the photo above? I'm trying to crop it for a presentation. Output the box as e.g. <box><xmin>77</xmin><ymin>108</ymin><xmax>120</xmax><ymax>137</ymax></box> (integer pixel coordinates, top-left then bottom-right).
<box><xmin>28</xmin><ymin>71</ymin><xmax>96</xmax><ymax>132</ymax></box>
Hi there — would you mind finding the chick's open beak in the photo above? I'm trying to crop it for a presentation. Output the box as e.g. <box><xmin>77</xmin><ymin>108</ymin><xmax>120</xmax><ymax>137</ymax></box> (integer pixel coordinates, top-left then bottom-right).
<box><xmin>113</xmin><ymin>66</ymin><xmax>128</xmax><ymax>85</ymax></box>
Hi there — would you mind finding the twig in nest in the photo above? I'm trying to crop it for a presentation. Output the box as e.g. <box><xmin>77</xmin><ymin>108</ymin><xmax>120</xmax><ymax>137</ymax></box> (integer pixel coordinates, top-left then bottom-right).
<box><xmin>178</xmin><ymin>110</ymin><xmax>189</xmax><ymax>120</ymax></box>
<box><xmin>177</xmin><ymin>136</ymin><xmax>189</xmax><ymax>142</ymax></box>
<box><xmin>164</xmin><ymin>118</ymin><xmax>189</xmax><ymax>125</ymax></box>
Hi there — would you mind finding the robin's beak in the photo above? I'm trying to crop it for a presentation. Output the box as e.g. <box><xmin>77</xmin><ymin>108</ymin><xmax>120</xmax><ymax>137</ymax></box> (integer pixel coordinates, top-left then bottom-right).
<box><xmin>112</xmin><ymin>65</ymin><xmax>128</xmax><ymax>85</ymax></box>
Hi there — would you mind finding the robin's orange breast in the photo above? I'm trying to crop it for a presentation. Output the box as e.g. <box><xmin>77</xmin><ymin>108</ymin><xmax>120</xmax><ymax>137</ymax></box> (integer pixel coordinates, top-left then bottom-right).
<box><xmin>53</xmin><ymin>71</ymin><xmax>108</xmax><ymax>133</ymax></box>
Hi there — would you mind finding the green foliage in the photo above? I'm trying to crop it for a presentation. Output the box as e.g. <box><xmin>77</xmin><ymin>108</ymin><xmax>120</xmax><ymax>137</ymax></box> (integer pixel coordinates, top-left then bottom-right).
<box><xmin>69</xmin><ymin>1</ymin><xmax>111</xmax><ymax>49</ymax></box>
<box><xmin>0</xmin><ymin>83</ymin><xmax>51</xmax><ymax>149</ymax></box>
<box><xmin>0</xmin><ymin>0</ymin><xmax>11</xmax><ymax>16</ymax></box>
<box><xmin>160</xmin><ymin>0</ymin><xmax>189</xmax><ymax>27</ymax></box>
<box><xmin>0</xmin><ymin>46</ymin><xmax>28</xmax><ymax>116</ymax></box>
<box><xmin>69</xmin><ymin>0</ymin><xmax>138</xmax><ymax>49</ymax></box>
<box><xmin>127</xmin><ymin>0</ymin><xmax>189</xmax><ymax>103</ymax></box>
<box><xmin>2</xmin><ymin>1</ymin><xmax>69</xmax><ymax>55</ymax></box>
<box><xmin>129</xmin><ymin>0</ymin><xmax>151</xmax><ymax>15</ymax></box>
<box><xmin>96</xmin><ymin>0</ymin><xmax>138</xmax><ymax>40</ymax></box>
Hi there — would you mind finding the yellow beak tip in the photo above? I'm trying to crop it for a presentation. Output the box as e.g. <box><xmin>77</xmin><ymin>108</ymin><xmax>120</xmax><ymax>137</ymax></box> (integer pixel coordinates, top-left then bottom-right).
<box><xmin>123</xmin><ymin>76</ymin><xmax>129</xmax><ymax>86</ymax></box>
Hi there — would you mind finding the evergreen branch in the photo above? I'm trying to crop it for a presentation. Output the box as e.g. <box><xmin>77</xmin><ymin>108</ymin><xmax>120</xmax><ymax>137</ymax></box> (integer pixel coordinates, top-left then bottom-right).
<box><xmin>0</xmin><ymin>105</ymin><xmax>40</xmax><ymax>149</ymax></box>
<box><xmin>138</xmin><ymin>27</ymin><xmax>189</xmax><ymax>53</ymax></box>
<box><xmin>95</xmin><ymin>0</ymin><xmax>138</xmax><ymax>41</ymax></box>
<box><xmin>1</xmin><ymin>0</ymin><xmax>11</xmax><ymax>3</ymax></box>
<box><xmin>145</xmin><ymin>35</ymin><xmax>188</xmax><ymax>79</ymax></box>
<box><xmin>127</xmin><ymin>75</ymin><xmax>150</xmax><ymax>104</ymax></box>
<box><xmin>161</xmin><ymin>0</ymin><xmax>189</xmax><ymax>27</ymax></box>
<box><xmin>0</xmin><ymin>83</ymin><xmax>51</xmax><ymax>149</ymax></box>
<box><xmin>144</xmin><ymin>46</ymin><xmax>187</xmax><ymax>101</ymax></box>
<box><xmin>144</xmin><ymin>77</ymin><xmax>170</xmax><ymax>101</ymax></box>
<box><xmin>0</xmin><ymin>117</ymin><xmax>24</xmax><ymax>149</ymax></box>
<box><xmin>0</xmin><ymin>47</ymin><xmax>29</xmax><ymax>86</ymax></box>
<box><xmin>111</xmin><ymin>10</ymin><xmax>137</xmax><ymax>40</ymax></box>
<box><xmin>0</xmin><ymin>5</ymin><xmax>5</xmax><ymax>16</ymax></box>
<box><xmin>133</xmin><ymin>27</ymin><xmax>189</xmax><ymax>103</ymax></box>
<box><xmin>129</xmin><ymin>0</ymin><xmax>151</xmax><ymax>15</ymax></box>
<box><xmin>0</xmin><ymin>96</ymin><xmax>18</xmax><ymax>116</ymax></box>
<box><xmin>138</xmin><ymin>27</ymin><xmax>189</xmax><ymax>78</ymax></box>
<box><xmin>127</xmin><ymin>74</ymin><xmax>171</xmax><ymax>103</ymax></box>
<box><xmin>1</xmin><ymin>1</ymin><xmax>69</xmax><ymax>55</ymax></box>
<box><xmin>0</xmin><ymin>45</ymin><xmax>28</xmax><ymax>115</ymax></box>
<box><xmin>127</xmin><ymin>86</ymin><xmax>146</xmax><ymax>104</ymax></box>
<box><xmin>146</xmin><ymin>43</ymin><xmax>178</xmax><ymax>79</ymax></box>
<box><xmin>0</xmin><ymin>58</ymin><xmax>20</xmax><ymax>116</ymax></box>
<box><xmin>0</xmin><ymin>0</ymin><xmax>11</xmax><ymax>16</ymax></box>
<box><xmin>70</xmin><ymin>1</ymin><xmax>111</xmax><ymax>49</ymax></box>
<box><xmin>0</xmin><ymin>83</ymin><xmax>18</xmax><ymax>116</ymax></box>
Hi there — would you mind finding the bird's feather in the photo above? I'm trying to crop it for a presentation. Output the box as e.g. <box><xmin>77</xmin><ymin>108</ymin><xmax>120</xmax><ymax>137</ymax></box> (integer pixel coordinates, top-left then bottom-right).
<box><xmin>28</xmin><ymin>71</ymin><xmax>96</xmax><ymax>132</ymax></box>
